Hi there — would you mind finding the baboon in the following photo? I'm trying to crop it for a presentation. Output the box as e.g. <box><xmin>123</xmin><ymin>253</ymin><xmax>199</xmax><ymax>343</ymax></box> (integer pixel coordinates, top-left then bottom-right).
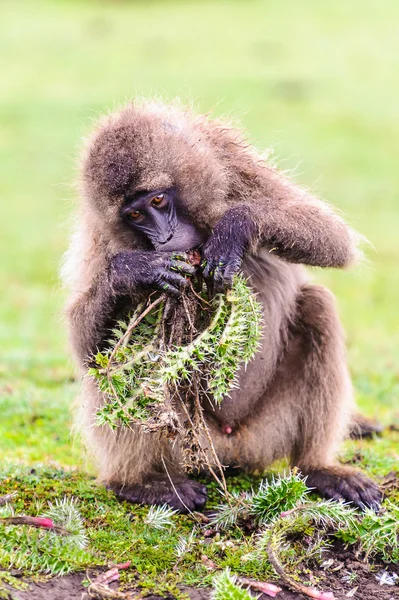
<box><xmin>63</xmin><ymin>100</ymin><xmax>381</xmax><ymax>512</ymax></box>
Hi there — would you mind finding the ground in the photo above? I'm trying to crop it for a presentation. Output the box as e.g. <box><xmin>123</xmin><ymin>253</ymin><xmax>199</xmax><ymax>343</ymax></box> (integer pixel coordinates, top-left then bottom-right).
<box><xmin>0</xmin><ymin>0</ymin><xmax>398</xmax><ymax>599</ymax></box>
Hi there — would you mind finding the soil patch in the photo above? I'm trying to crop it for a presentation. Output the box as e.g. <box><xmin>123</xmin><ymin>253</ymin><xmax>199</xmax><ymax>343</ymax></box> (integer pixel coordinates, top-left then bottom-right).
<box><xmin>308</xmin><ymin>548</ymin><xmax>399</xmax><ymax>600</ymax></box>
<box><xmin>5</xmin><ymin>551</ymin><xmax>399</xmax><ymax>600</ymax></box>
<box><xmin>8</xmin><ymin>577</ymin><xmax>302</xmax><ymax>600</ymax></box>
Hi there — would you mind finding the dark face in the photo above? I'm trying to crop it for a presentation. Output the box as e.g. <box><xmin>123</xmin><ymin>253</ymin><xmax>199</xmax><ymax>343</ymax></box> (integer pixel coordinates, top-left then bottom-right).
<box><xmin>121</xmin><ymin>188</ymin><xmax>205</xmax><ymax>252</ymax></box>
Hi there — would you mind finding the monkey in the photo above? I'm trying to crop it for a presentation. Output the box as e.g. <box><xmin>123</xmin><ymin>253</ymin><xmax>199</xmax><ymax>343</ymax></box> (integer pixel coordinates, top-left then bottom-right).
<box><xmin>349</xmin><ymin>413</ymin><xmax>382</xmax><ymax>439</ymax></box>
<box><xmin>63</xmin><ymin>100</ymin><xmax>382</xmax><ymax>513</ymax></box>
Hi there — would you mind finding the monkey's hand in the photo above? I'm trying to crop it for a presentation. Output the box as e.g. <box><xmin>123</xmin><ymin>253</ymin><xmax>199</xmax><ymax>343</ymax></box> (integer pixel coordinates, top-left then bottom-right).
<box><xmin>201</xmin><ymin>206</ymin><xmax>256</xmax><ymax>293</ymax></box>
<box><xmin>110</xmin><ymin>251</ymin><xmax>196</xmax><ymax>297</ymax></box>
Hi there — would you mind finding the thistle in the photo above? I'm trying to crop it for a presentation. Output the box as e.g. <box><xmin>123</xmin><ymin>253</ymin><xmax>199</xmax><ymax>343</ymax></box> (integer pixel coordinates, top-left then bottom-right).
<box><xmin>144</xmin><ymin>504</ymin><xmax>177</xmax><ymax>530</ymax></box>
<box><xmin>0</xmin><ymin>497</ymin><xmax>90</xmax><ymax>576</ymax></box>
<box><xmin>90</xmin><ymin>275</ymin><xmax>262</xmax><ymax>429</ymax></box>
<box><xmin>212</xmin><ymin>569</ymin><xmax>253</xmax><ymax>600</ymax></box>
<box><xmin>250</xmin><ymin>472</ymin><xmax>309</xmax><ymax>524</ymax></box>
<box><xmin>89</xmin><ymin>274</ymin><xmax>262</xmax><ymax>475</ymax></box>
<box><xmin>211</xmin><ymin>472</ymin><xmax>310</xmax><ymax>530</ymax></box>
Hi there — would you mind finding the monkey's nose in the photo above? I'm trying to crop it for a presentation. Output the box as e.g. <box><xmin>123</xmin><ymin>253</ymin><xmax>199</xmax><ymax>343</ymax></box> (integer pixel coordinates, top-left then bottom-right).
<box><xmin>158</xmin><ymin>233</ymin><xmax>173</xmax><ymax>245</ymax></box>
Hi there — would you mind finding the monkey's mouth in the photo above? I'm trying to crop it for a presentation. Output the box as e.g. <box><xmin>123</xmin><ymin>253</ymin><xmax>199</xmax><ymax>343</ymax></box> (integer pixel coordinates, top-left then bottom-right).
<box><xmin>153</xmin><ymin>223</ymin><xmax>205</xmax><ymax>252</ymax></box>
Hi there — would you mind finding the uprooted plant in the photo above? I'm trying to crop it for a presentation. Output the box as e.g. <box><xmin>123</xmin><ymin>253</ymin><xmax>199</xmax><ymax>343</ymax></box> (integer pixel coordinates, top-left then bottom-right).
<box><xmin>88</xmin><ymin>256</ymin><xmax>263</xmax><ymax>488</ymax></box>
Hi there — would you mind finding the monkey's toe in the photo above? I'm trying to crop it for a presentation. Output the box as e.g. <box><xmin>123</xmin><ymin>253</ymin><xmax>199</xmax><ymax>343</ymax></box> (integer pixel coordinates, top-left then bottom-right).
<box><xmin>108</xmin><ymin>475</ymin><xmax>207</xmax><ymax>513</ymax></box>
<box><xmin>170</xmin><ymin>479</ymin><xmax>208</xmax><ymax>512</ymax></box>
<box><xmin>304</xmin><ymin>467</ymin><xmax>382</xmax><ymax>511</ymax></box>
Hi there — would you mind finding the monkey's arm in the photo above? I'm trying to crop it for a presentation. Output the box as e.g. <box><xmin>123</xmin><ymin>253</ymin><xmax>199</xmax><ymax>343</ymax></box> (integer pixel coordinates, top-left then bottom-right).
<box><xmin>67</xmin><ymin>251</ymin><xmax>195</xmax><ymax>364</ymax></box>
<box><xmin>248</xmin><ymin>185</ymin><xmax>359</xmax><ymax>267</ymax></box>
<box><xmin>202</xmin><ymin>192</ymin><xmax>358</xmax><ymax>290</ymax></box>
<box><xmin>67</xmin><ymin>272</ymin><xmax>122</xmax><ymax>364</ymax></box>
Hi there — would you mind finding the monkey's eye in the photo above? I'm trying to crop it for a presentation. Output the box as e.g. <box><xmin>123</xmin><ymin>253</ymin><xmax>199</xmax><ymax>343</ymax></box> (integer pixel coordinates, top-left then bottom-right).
<box><xmin>129</xmin><ymin>210</ymin><xmax>142</xmax><ymax>220</ymax></box>
<box><xmin>151</xmin><ymin>193</ymin><xmax>166</xmax><ymax>207</ymax></box>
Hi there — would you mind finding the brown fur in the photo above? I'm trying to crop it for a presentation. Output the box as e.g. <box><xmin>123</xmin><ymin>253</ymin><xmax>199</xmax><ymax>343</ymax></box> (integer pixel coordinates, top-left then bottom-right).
<box><xmin>63</xmin><ymin>100</ymin><xmax>380</xmax><ymax>510</ymax></box>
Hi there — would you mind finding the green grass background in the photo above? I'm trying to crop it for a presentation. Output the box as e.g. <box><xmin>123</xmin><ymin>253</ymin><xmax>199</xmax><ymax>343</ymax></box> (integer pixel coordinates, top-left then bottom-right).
<box><xmin>0</xmin><ymin>0</ymin><xmax>398</xmax><ymax>469</ymax></box>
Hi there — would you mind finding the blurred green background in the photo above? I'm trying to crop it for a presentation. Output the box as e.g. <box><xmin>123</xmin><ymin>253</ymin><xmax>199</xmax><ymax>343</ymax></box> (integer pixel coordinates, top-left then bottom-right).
<box><xmin>0</xmin><ymin>0</ymin><xmax>398</xmax><ymax>467</ymax></box>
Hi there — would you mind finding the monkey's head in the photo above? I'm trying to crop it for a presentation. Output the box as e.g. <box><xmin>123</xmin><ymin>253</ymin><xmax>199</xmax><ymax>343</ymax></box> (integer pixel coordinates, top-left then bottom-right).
<box><xmin>80</xmin><ymin>101</ymin><xmax>233</xmax><ymax>251</ymax></box>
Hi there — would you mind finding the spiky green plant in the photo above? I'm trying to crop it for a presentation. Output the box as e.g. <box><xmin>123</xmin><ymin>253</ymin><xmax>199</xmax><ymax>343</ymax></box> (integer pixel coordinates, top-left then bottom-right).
<box><xmin>44</xmin><ymin>497</ymin><xmax>88</xmax><ymax>549</ymax></box>
<box><xmin>211</xmin><ymin>490</ymin><xmax>253</xmax><ymax>530</ymax></box>
<box><xmin>144</xmin><ymin>504</ymin><xmax>177</xmax><ymax>530</ymax></box>
<box><xmin>211</xmin><ymin>472</ymin><xmax>309</xmax><ymax>530</ymax></box>
<box><xmin>0</xmin><ymin>497</ymin><xmax>91</xmax><ymax>576</ymax></box>
<box><xmin>250</xmin><ymin>472</ymin><xmax>309</xmax><ymax>524</ymax></box>
<box><xmin>89</xmin><ymin>275</ymin><xmax>263</xmax><ymax>430</ymax></box>
<box><xmin>290</xmin><ymin>499</ymin><xmax>358</xmax><ymax>529</ymax></box>
<box><xmin>212</xmin><ymin>569</ymin><xmax>253</xmax><ymax>600</ymax></box>
<box><xmin>174</xmin><ymin>528</ymin><xmax>197</xmax><ymax>559</ymax></box>
<box><xmin>336</xmin><ymin>499</ymin><xmax>399</xmax><ymax>562</ymax></box>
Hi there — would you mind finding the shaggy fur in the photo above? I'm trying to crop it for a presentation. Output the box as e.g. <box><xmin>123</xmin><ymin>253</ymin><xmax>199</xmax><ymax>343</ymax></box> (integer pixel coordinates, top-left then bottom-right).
<box><xmin>63</xmin><ymin>100</ymin><xmax>381</xmax><ymax>511</ymax></box>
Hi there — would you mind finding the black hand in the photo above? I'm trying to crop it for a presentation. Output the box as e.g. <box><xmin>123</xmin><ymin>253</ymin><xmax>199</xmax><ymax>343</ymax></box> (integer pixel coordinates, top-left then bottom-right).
<box><xmin>110</xmin><ymin>251</ymin><xmax>195</xmax><ymax>297</ymax></box>
<box><xmin>201</xmin><ymin>252</ymin><xmax>243</xmax><ymax>294</ymax></box>
<box><xmin>201</xmin><ymin>206</ymin><xmax>256</xmax><ymax>293</ymax></box>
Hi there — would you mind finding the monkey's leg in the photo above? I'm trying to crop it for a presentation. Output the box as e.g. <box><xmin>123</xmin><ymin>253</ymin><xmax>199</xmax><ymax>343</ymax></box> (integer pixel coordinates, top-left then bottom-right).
<box><xmin>348</xmin><ymin>412</ymin><xmax>382</xmax><ymax>439</ymax></box>
<box><xmin>79</xmin><ymin>381</ymin><xmax>207</xmax><ymax>513</ymax></box>
<box><xmin>289</xmin><ymin>284</ymin><xmax>382</xmax><ymax>510</ymax></box>
<box><xmin>109</xmin><ymin>475</ymin><xmax>208</xmax><ymax>513</ymax></box>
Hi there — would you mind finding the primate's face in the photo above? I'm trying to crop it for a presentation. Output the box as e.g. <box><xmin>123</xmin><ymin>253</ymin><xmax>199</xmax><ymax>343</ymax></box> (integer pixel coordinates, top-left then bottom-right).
<box><xmin>121</xmin><ymin>188</ymin><xmax>204</xmax><ymax>252</ymax></box>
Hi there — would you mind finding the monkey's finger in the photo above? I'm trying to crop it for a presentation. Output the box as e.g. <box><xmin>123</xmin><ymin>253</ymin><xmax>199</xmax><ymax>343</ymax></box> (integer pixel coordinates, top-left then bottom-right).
<box><xmin>212</xmin><ymin>257</ymin><xmax>241</xmax><ymax>292</ymax></box>
<box><xmin>158</xmin><ymin>270</ymin><xmax>189</xmax><ymax>293</ymax></box>
<box><xmin>212</xmin><ymin>267</ymin><xmax>228</xmax><ymax>294</ymax></box>
<box><xmin>223</xmin><ymin>256</ymin><xmax>242</xmax><ymax>278</ymax></box>
<box><xmin>169</xmin><ymin>259</ymin><xmax>196</xmax><ymax>276</ymax></box>
<box><xmin>356</xmin><ymin>484</ymin><xmax>382</xmax><ymax>511</ymax></box>
<box><xmin>342</xmin><ymin>473</ymin><xmax>382</xmax><ymax>511</ymax></box>
<box><xmin>204</xmin><ymin>276</ymin><xmax>215</xmax><ymax>298</ymax></box>
<box><xmin>157</xmin><ymin>282</ymin><xmax>180</xmax><ymax>296</ymax></box>
<box><xmin>202</xmin><ymin>259</ymin><xmax>217</xmax><ymax>280</ymax></box>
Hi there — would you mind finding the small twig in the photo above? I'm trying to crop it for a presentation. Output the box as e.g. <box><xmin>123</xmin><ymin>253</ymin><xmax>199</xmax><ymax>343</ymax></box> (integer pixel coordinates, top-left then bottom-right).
<box><xmin>85</xmin><ymin>562</ymin><xmax>133</xmax><ymax>599</ymax></box>
<box><xmin>91</xmin><ymin>562</ymin><xmax>131</xmax><ymax>586</ymax></box>
<box><xmin>188</xmin><ymin>279</ymin><xmax>211</xmax><ymax>307</ymax></box>
<box><xmin>85</xmin><ymin>583</ymin><xmax>132</xmax><ymax>599</ymax></box>
<box><xmin>238</xmin><ymin>577</ymin><xmax>282</xmax><ymax>598</ymax></box>
<box><xmin>266</xmin><ymin>532</ymin><xmax>335</xmax><ymax>600</ymax></box>
<box><xmin>160</xmin><ymin>455</ymin><xmax>200</xmax><ymax>521</ymax></box>
<box><xmin>181</xmin><ymin>293</ymin><xmax>196</xmax><ymax>335</ymax></box>
<box><xmin>120</xmin><ymin>304</ymin><xmax>144</xmax><ymax>347</ymax></box>
<box><xmin>192</xmin><ymin>378</ymin><xmax>230</xmax><ymax>503</ymax></box>
<box><xmin>280</xmin><ymin>503</ymin><xmax>308</xmax><ymax>518</ymax></box>
<box><xmin>192</xmin><ymin>512</ymin><xmax>211</xmax><ymax>523</ymax></box>
<box><xmin>0</xmin><ymin>516</ymin><xmax>69</xmax><ymax>535</ymax></box>
<box><xmin>106</xmin><ymin>295</ymin><xmax>165</xmax><ymax>374</ymax></box>
<box><xmin>0</xmin><ymin>493</ymin><xmax>17</xmax><ymax>506</ymax></box>
<box><xmin>93</xmin><ymin>568</ymin><xmax>120</xmax><ymax>586</ymax></box>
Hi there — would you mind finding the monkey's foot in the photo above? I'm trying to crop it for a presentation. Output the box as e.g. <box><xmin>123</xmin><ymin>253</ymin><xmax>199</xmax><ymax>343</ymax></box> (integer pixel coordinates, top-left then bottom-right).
<box><xmin>108</xmin><ymin>475</ymin><xmax>208</xmax><ymax>513</ymax></box>
<box><xmin>304</xmin><ymin>467</ymin><xmax>382</xmax><ymax>511</ymax></box>
<box><xmin>349</xmin><ymin>413</ymin><xmax>383</xmax><ymax>439</ymax></box>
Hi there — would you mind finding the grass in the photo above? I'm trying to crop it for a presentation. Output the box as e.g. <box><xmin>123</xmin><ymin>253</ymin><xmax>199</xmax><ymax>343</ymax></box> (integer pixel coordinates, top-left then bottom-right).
<box><xmin>0</xmin><ymin>0</ymin><xmax>398</xmax><ymax>594</ymax></box>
